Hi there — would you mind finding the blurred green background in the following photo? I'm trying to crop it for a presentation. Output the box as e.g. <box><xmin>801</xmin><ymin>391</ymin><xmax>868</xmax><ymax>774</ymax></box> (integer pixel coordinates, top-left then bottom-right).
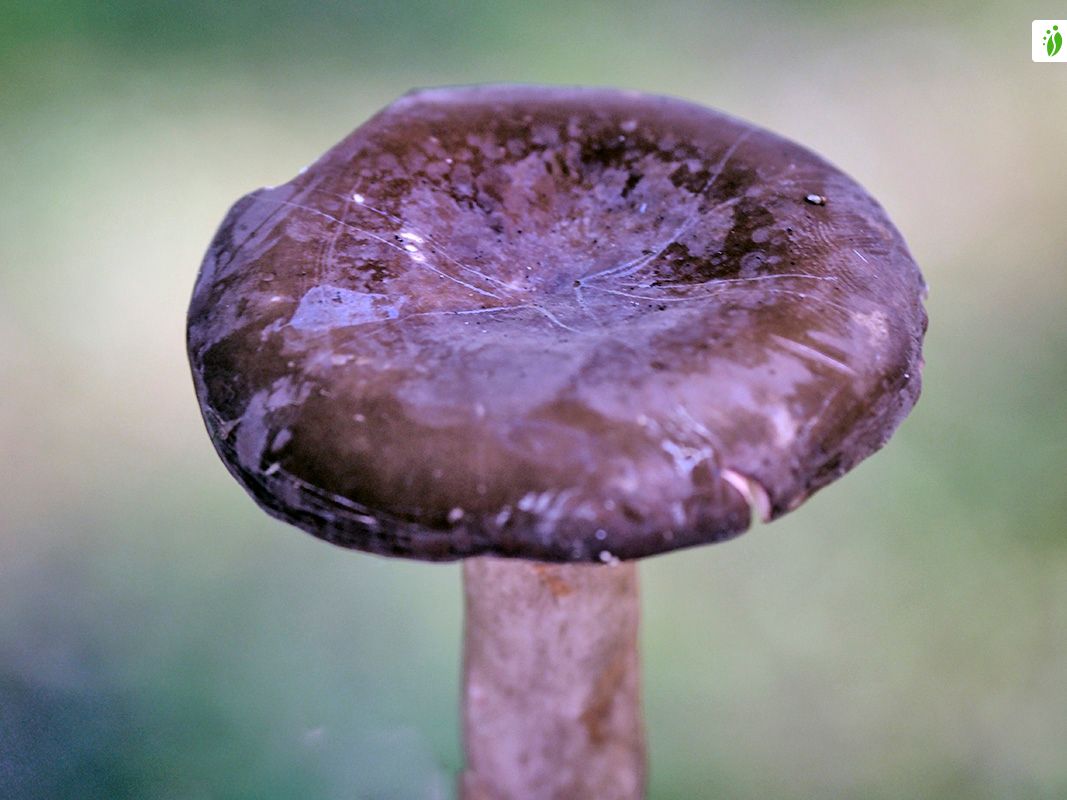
<box><xmin>2</xmin><ymin>1</ymin><xmax>1065</xmax><ymax>798</ymax></box>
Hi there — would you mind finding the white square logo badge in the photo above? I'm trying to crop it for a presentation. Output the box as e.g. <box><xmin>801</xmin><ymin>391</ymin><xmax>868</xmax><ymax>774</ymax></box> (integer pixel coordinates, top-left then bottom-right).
<box><xmin>1034</xmin><ymin>20</ymin><xmax>1066</xmax><ymax>61</ymax></box>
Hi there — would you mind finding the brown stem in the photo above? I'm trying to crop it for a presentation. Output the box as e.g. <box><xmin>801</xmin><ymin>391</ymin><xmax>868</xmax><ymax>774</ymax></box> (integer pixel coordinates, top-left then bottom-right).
<box><xmin>460</xmin><ymin>556</ymin><xmax>645</xmax><ymax>800</ymax></box>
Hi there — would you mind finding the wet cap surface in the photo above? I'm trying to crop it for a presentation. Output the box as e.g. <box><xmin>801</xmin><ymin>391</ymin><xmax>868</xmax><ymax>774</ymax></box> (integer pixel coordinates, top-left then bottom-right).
<box><xmin>187</xmin><ymin>85</ymin><xmax>927</xmax><ymax>562</ymax></box>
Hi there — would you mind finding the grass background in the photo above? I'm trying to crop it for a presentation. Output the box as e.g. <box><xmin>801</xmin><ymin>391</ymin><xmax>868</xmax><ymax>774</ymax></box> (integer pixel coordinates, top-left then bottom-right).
<box><xmin>2</xmin><ymin>1</ymin><xmax>1065</xmax><ymax>797</ymax></box>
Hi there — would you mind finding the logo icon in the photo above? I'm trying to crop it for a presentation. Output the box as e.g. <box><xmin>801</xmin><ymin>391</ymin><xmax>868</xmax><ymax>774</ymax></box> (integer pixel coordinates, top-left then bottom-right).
<box><xmin>1034</xmin><ymin>21</ymin><xmax>1066</xmax><ymax>61</ymax></box>
<box><xmin>1046</xmin><ymin>24</ymin><xmax>1063</xmax><ymax>56</ymax></box>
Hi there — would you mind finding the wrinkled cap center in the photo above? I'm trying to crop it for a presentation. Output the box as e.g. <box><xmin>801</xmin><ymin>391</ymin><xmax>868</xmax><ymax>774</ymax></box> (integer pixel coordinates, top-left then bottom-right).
<box><xmin>276</xmin><ymin>95</ymin><xmax>803</xmax><ymax>342</ymax></box>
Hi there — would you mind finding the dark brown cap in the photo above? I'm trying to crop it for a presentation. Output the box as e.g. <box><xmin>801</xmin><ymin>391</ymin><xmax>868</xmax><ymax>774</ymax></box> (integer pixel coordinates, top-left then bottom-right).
<box><xmin>187</xmin><ymin>85</ymin><xmax>927</xmax><ymax>562</ymax></box>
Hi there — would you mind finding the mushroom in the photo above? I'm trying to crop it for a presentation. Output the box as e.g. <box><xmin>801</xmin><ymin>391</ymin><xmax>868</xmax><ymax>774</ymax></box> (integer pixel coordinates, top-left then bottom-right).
<box><xmin>187</xmin><ymin>85</ymin><xmax>927</xmax><ymax>799</ymax></box>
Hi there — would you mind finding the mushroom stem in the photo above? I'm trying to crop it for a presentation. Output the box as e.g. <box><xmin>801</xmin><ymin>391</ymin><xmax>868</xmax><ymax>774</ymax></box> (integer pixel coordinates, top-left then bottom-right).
<box><xmin>460</xmin><ymin>556</ymin><xmax>645</xmax><ymax>800</ymax></box>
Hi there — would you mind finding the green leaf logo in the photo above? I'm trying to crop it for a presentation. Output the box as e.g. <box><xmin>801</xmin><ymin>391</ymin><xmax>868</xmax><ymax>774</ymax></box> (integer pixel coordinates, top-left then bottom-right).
<box><xmin>1044</xmin><ymin>25</ymin><xmax>1063</xmax><ymax>57</ymax></box>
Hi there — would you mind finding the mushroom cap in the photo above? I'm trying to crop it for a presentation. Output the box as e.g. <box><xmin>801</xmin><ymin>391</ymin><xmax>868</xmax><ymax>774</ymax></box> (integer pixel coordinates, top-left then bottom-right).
<box><xmin>187</xmin><ymin>85</ymin><xmax>927</xmax><ymax>563</ymax></box>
